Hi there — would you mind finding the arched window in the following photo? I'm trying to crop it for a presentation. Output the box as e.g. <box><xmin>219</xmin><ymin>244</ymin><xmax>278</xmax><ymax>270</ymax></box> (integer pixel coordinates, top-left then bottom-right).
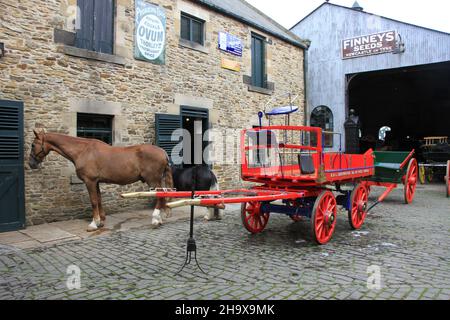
<box><xmin>310</xmin><ymin>106</ymin><xmax>334</xmax><ymax>147</ymax></box>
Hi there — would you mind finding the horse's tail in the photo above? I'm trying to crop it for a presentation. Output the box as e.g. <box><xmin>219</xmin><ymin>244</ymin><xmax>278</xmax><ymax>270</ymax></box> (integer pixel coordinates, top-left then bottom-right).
<box><xmin>162</xmin><ymin>163</ymin><xmax>173</xmax><ymax>190</ymax></box>
<box><xmin>210</xmin><ymin>168</ymin><xmax>219</xmax><ymax>191</ymax></box>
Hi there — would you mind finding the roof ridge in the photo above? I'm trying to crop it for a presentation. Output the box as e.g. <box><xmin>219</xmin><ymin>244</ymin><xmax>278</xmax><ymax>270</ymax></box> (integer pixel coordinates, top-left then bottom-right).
<box><xmin>291</xmin><ymin>1</ymin><xmax>450</xmax><ymax>36</ymax></box>
<box><xmin>193</xmin><ymin>0</ymin><xmax>308</xmax><ymax>48</ymax></box>
<box><xmin>235</xmin><ymin>0</ymin><xmax>307</xmax><ymax>43</ymax></box>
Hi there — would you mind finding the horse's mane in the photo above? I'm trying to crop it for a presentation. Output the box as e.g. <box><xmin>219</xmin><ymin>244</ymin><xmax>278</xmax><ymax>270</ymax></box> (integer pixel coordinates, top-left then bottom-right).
<box><xmin>46</xmin><ymin>132</ymin><xmax>109</xmax><ymax>145</ymax></box>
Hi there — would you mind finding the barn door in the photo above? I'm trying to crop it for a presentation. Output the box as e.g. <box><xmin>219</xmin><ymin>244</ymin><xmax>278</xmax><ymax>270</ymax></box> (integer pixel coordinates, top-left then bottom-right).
<box><xmin>0</xmin><ymin>100</ymin><xmax>25</xmax><ymax>232</ymax></box>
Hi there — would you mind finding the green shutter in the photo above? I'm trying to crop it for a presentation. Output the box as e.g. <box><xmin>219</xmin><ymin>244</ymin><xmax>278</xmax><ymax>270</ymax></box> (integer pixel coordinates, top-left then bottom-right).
<box><xmin>251</xmin><ymin>33</ymin><xmax>265</xmax><ymax>88</ymax></box>
<box><xmin>155</xmin><ymin>114</ymin><xmax>181</xmax><ymax>161</ymax></box>
<box><xmin>0</xmin><ymin>100</ymin><xmax>25</xmax><ymax>232</ymax></box>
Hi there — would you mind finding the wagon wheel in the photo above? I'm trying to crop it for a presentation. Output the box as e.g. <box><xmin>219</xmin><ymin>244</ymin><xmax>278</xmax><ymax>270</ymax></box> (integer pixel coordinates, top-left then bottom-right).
<box><xmin>311</xmin><ymin>191</ymin><xmax>337</xmax><ymax>245</ymax></box>
<box><xmin>404</xmin><ymin>158</ymin><xmax>418</xmax><ymax>204</ymax></box>
<box><xmin>348</xmin><ymin>184</ymin><xmax>369</xmax><ymax>230</ymax></box>
<box><xmin>426</xmin><ymin>167</ymin><xmax>434</xmax><ymax>183</ymax></box>
<box><xmin>241</xmin><ymin>202</ymin><xmax>270</xmax><ymax>234</ymax></box>
<box><xmin>419</xmin><ymin>165</ymin><xmax>426</xmax><ymax>184</ymax></box>
<box><xmin>446</xmin><ymin>161</ymin><xmax>450</xmax><ymax>198</ymax></box>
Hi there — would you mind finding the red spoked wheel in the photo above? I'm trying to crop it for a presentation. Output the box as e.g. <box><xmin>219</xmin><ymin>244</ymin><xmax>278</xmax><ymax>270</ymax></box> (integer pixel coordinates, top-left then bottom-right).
<box><xmin>446</xmin><ymin>161</ymin><xmax>450</xmax><ymax>198</ymax></box>
<box><xmin>404</xmin><ymin>158</ymin><xmax>418</xmax><ymax>204</ymax></box>
<box><xmin>348</xmin><ymin>184</ymin><xmax>369</xmax><ymax>230</ymax></box>
<box><xmin>241</xmin><ymin>202</ymin><xmax>270</xmax><ymax>234</ymax></box>
<box><xmin>311</xmin><ymin>191</ymin><xmax>337</xmax><ymax>245</ymax></box>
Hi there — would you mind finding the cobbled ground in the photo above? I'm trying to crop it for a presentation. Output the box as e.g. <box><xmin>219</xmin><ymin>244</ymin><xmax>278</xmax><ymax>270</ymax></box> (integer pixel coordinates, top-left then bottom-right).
<box><xmin>0</xmin><ymin>184</ymin><xmax>449</xmax><ymax>300</ymax></box>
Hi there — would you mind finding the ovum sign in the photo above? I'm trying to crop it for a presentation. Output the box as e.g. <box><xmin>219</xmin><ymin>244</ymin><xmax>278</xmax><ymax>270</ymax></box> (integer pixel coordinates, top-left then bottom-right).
<box><xmin>342</xmin><ymin>31</ymin><xmax>396</xmax><ymax>59</ymax></box>
<box><xmin>134</xmin><ymin>0</ymin><xmax>166</xmax><ymax>64</ymax></box>
<box><xmin>137</xmin><ymin>14</ymin><xmax>165</xmax><ymax>60</ymax></box>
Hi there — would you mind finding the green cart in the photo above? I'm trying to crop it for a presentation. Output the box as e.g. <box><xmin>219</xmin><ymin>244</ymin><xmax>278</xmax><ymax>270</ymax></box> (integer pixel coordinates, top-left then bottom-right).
<box><xmin>364</xmin><ymin>150</ymin><xmax>418</xmax><ymax>209</ymax></box>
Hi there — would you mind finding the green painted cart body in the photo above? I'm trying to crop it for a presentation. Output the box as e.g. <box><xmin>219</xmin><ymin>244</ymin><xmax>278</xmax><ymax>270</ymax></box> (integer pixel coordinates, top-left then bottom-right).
<box><xmin>364</xmin><ymin>150</ymin><xmax>418</xmax><ymax>205</ymax></box>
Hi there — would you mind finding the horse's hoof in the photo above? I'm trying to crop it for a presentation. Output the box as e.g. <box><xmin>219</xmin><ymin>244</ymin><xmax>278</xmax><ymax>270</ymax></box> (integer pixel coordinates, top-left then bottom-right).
<box><xmin>98</xmin><ymin>221</ymin><xmax>105</xmax><ymax>228</ymax></box>
<box><xmin>151</xmin><ymin>223</ymin><xmax>162</xmax><ymax>229</ymax></box>
<box><xmin>87</xmin><ymin>225</ymin><xmax>98</xmax><ymax>232</ymax></box>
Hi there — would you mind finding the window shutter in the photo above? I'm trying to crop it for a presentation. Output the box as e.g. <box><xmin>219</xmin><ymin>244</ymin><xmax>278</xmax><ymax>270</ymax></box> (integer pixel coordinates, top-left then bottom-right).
<box><xmin>155</xmin><ymin>114</ymin><xmax>181</xmax><ymax>161</ymax></box>
<box><xmin>93</xmin><ymin>0</ymin><xmax>114</xmax><ymax>54</ymax></box>
<box><xmin>0</xmin><ymin>100</ymin><xmax>25</xmax><ymax>232</ymax></box>
<box><xmin>180</xmin><ymin>106</ymin><xmax>208</xmax><ymax>119</ymax></box>
<box><xmin>75</xmin><ymin>0</ymin><xmax>95</xmax><ymax>51</ymax></box>
<box><xmin>0</xmin><ymin>103</ymin><xmax>22</xmax><ymax>161</ymax></box>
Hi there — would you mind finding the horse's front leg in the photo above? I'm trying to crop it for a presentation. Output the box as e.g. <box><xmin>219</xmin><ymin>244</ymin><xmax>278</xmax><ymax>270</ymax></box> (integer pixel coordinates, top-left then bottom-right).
<box><xmin>151</xmin><ymin>198</ymin><xmax>164</xmax><ymax>227</ymax></box>
<box><xmin>85</xmin><ymin>181</ymin><xmax>102</xmax><ymax>232</ymax></box>
<box><xmin>96</xmin><ymin>182</ymin><xmax>106</xmax><ymax>227</ymax></box>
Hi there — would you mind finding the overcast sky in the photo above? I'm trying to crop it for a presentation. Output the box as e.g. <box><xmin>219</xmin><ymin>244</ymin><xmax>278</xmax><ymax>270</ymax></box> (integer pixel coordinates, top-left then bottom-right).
<box><xmin>245</xmin><ymin>0</ymin><xmax>450</xmax><ymax>33</ymax></box>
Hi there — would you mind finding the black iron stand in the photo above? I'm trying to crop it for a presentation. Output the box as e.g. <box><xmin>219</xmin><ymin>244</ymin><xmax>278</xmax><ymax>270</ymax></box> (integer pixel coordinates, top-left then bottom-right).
<box><xmin>176</xmin><ymin>165</ymin><xmax>206</xmax><ymax>275</ymax></box>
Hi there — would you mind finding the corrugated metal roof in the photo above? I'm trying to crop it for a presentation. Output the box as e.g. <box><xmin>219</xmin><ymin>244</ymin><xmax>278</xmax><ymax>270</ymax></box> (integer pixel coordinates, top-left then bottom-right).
<box><xmin>290</xmin><ymin>2</ymin><xmax>450</xmax><ymax>36</ymax></box>
<box><xmin>194</xmin><ymin>0</ymin><xmax>307</xmax><ymax>49</ymax></box>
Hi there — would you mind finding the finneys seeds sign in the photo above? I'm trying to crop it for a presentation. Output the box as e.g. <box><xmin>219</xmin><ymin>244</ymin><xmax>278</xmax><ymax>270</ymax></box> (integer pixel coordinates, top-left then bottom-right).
<box><xmin>135</xmin><ymin>0</ymin><xmax>166</xmax><ymax>64</ymax></box>
<box><xmin>342</xmin><ymin>30</ymin><xmax>396</xmax><ymax>59</ymax></box>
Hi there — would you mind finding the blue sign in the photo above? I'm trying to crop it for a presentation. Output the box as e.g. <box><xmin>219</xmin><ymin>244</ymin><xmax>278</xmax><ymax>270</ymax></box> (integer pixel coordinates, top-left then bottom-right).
<box><xmin>218</xmin><ymin>32</ymin><xmax>243</xmax><ymax>56</ymax></box>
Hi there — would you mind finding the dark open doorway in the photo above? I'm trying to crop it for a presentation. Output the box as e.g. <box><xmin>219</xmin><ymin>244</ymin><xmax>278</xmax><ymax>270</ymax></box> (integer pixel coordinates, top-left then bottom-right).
<box><xmin>181</xmin><ymin>106</ymin><xmax>209</xmax><ymax>167</ymax></box>
<box><xmin>348</xmin><ymin>61</ymin><xmax>450</xmax><ymax>161</ymax></box>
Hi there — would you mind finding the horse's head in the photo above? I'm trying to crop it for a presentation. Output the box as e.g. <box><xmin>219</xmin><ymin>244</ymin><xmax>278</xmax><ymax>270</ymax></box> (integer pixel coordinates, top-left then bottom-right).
<box><xmin>29</xmin><ymin>129</ymin><xmax>50</xmax><ymax>169</ymax></box>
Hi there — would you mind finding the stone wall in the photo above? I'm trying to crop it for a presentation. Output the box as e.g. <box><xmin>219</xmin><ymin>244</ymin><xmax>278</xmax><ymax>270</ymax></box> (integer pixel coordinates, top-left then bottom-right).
<box><xmin>0</xmin><ymin>0</ymin><xmax>305</xmax><ymax>225</ymax></box>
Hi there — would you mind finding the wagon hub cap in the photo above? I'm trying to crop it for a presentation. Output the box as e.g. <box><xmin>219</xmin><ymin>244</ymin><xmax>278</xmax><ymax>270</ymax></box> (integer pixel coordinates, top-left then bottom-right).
<box><xmin>357</xmin><ymin>201</ymin><xmax>367</xmax><ymax>216</ymax></box>
<box><xmin>324</xmin><ymin>212</ymin><xmax>334</xmax><ymax>228</ymax></box>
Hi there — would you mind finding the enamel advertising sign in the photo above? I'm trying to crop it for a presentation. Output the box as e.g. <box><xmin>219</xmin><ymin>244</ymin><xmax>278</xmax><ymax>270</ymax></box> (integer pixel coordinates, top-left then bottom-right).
<box><xmin>135</xmin><ymin>0</ymin><xmax>166</xmax><ymax>64</ymax></box>
<box><xmin>342</xmin><ymin>31</ymin><xmax>396</xmax><ymax>59</ymax></box>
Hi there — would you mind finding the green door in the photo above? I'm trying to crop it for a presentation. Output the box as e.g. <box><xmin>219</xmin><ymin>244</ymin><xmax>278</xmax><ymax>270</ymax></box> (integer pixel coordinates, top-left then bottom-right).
<box><xmin>0</xmin><ymin>100</ymin><xmax>25</xmax><ymax>232</ymax></box>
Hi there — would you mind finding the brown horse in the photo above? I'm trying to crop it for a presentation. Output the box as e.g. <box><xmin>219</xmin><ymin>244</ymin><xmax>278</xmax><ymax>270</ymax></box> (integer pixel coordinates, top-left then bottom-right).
<box><xmin>28</xmin><ymin>129</ymin><xmax>173</xmax><ymax>231</ymax></box>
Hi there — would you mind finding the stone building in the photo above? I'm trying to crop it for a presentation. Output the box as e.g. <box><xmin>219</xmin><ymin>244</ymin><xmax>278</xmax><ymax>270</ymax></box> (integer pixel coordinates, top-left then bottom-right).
<box><xmin>0</xmin><ymin>0</ymin><xmax>307</xmax><ymax>229</ymax></box>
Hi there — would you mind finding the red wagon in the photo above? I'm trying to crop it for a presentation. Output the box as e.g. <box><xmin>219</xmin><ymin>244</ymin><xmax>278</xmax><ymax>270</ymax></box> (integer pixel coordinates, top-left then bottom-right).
<box><xmin>122</xmin><ymin>124</ymin><xmax>418</xmax><ymax>245</ymax></box>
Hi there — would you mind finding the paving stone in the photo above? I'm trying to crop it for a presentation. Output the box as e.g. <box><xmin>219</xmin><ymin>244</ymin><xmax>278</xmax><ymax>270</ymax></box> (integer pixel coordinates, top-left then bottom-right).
<box><xmin>19</xmin><ymin>225</ymin><xmax>77</xmax><ymax>243</ymax></box>
<box><xmin>0</xmin><ymin>184</ymin><xmax>448</xmax><ymax>300</ymax></box>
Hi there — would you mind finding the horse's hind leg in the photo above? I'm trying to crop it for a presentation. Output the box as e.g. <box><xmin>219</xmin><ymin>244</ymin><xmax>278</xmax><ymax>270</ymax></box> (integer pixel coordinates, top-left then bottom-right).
<box><xmin>85</xmin><ymin>181</ymin><xmax>102</xmax><ymax>232</ymax></box>
<box><xmin>97</xmin><ymin>183</ymin><xmax>106</xmax><ymax>227</ymax></box>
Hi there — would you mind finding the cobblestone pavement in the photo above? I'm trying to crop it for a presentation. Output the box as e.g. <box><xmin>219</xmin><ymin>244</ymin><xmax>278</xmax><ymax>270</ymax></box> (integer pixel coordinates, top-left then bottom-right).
<box><xmin>0</xmin><ymin>184</ymin><xmax>449</xmax><ymax>300</ymax></box>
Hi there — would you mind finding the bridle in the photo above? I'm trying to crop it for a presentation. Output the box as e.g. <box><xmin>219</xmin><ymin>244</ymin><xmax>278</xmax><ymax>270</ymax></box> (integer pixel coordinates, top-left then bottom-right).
<box><xmin>31</xmin><ymin>134</ymin><xmax>46</xmax><ymax>163</ymax></box>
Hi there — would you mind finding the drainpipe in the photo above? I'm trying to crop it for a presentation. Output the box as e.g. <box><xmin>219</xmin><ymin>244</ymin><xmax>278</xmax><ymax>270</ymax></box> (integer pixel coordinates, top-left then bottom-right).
<box><xmin>302</xmin><ymin>45</ymin><xmax>310</xmax><ymax>126</ymax></box>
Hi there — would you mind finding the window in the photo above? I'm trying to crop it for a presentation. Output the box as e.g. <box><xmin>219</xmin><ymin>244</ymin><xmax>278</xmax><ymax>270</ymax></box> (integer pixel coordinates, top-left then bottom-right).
<box><xmin>310</xmin><ymin>106</ymin><xmax>334</xmax><ymax>148</ymax></box>
<box><xmin>180</xmin><ymin>13</ymin><xmax>204</xmax><ymax>45</ymax></box>
<box><xmin>75</xmin><ymin>0</ymin><xmax>114</xmax><ymax>54</ymax></box>
<box><xmin>251</xmin><ymin>33</ymin><xmax>266</xmax><ymax>88</ymax></box>
<box><xmin>77</xmin><ymin>113</ymin><xmax>113</xmax><ymax>145</ymax></box>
